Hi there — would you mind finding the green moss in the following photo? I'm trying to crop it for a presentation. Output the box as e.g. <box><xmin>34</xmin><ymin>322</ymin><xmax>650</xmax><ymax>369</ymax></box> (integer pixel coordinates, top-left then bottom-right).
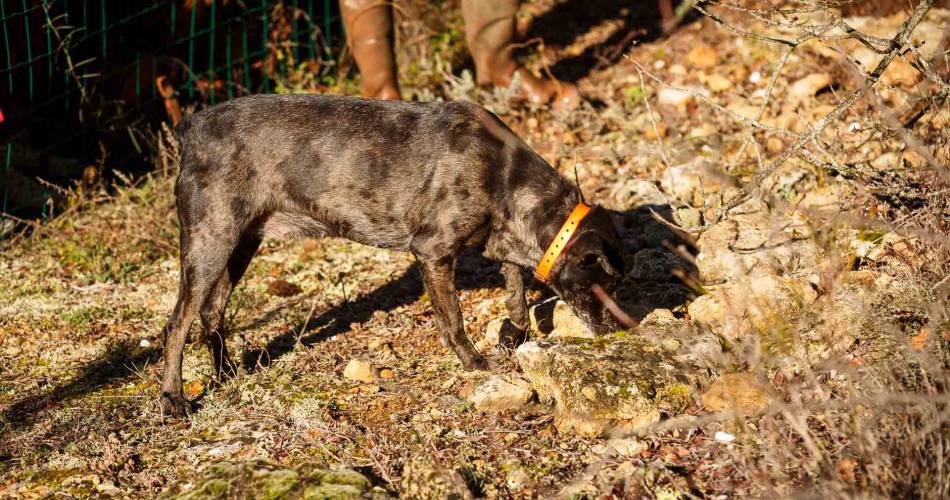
<box><xmin>856</xmin><ymin>228</ymin><xmax>887</xmax><ymax>243</ymax></box>
<box><xmin>303</xmin><ymin>484</ymin><xmax>364</xmax><ymax>499</ymax></box>
<box><xmin>319</xmin><ymin>469</ymin><xmax>370</xmax><ymax>488</ymax></box>
<box><xmin>257</xmin><ymin>469</ymin><xmax>300</xmax><ymax>500</ymax></box>
<box><xmin>655</xmin><ymin>383</ymin><xmax>694</xmax><ymax>413</ymax></box>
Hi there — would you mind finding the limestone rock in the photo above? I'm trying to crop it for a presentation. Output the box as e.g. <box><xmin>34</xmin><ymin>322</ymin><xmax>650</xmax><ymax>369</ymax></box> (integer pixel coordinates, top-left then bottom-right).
<box><xmin>659</xmin><ymin>160</ymin><xmax>737</xmax><ymax>208</ymax></box>
<box><xmin>695</xmin><ymin>210</ymin><xmax>821</xmax><ymax>283</ymax></box>
<box><xmin>516</xmin><ymin>335</ymin><xmax>701</xmax><ymax>437</ymax></box>
<box><xmin>607</xmin><ymin>178</ymin><xmax>668</xmax><ymax>210</ymax></box>
<box><xmin>399</xmin><ymin>458</ymin><xmax>473</xmax><ymax>500</ymax></box>
<box><xmin>549</xmin><ymin>300</ymin><xmax>593</xmax><ymax>339</ymax></box>
<box><xmin>476</xmin><ymin>317</ymin><xmax>505</xmax><ymax>351</ymax></box>
<box><xmin>592</xmin><ymin>437</ymin><xmax>647</xmax><ymax>458</ymax></box>
<box><xmin>468</xmin><ymin>375</ymin><xmax>534</xmax><ymax>412</ymax></box>
<box><xmin>685</xmin><ymin>45</ymin><xmax>717</xmax><ymax>68</ymax></box>
<box><xmin>343</xmin><ymin>358</ymin><xmax>376</xmax><ymax>384</ymax></box>
<box><xmin>687</xmin><ymin>275</ymin><xmax>818</xmax><ymax>340</ymax></box>
<box><xmin>700</xmin><ymin>373</ymin><xmax>770</xmax><ymax>413</ymax></box>
<box><xmin>790</xmin><ymin>73</ymin><xmax>832</xmax><ymax>99</ymax></box>
<box><xmin>700</xmin><ymin>73</ymin><xmax>733</xmax><ymax>93</ymax></box>
<box><xmin>641</xmin><ymin>308</ymin><xmax>676</xmax><ymax>325</ymax></box>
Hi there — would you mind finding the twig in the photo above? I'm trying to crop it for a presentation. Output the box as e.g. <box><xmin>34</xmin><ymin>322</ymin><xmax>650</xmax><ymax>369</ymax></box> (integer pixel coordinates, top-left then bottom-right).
<box><xmin>719</xmin><ymin>0</ymin><xmax>938</xmax><ymax>216</ymax></box>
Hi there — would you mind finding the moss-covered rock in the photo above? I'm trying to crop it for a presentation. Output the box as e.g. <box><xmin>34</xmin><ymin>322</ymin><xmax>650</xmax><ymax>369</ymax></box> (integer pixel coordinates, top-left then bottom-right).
<box><xmin>167</xmin><ymin>460</ymin><xmax>384</xmax><ymax>499</ymax></box>
<box><xmin>399</xmin><ymin>458</ymin><xmax>472</xmax><ymax>500</ymax></box>
<box><xmin>516</xmin><ymin>332</ymin><xmax>707</xmax><ymax>437</ymax></box>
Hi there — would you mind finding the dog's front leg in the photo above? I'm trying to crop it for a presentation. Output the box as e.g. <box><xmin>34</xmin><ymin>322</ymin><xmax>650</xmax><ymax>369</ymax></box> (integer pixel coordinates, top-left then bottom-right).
<box><xmin>501</xmin><ymin>262</ymin><xmax>529</xmax><ymax>344</ymax></box>
<box><xmin>417</xmin><ymin>256</ymin><xmax>489</xmax><ymax>371</ymax></box>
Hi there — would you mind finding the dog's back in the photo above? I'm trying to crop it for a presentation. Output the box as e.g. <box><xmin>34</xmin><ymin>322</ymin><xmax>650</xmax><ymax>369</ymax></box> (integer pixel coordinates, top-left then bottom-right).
<box><xmin>174</xmin><ymin>94</ymin><xmax>555</xmax><ymax>251</ymax></box>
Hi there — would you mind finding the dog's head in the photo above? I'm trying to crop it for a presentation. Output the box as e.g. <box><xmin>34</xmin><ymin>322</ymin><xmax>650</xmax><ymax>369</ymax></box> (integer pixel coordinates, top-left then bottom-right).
<box><xmin>546</xmin><ymin>206</ymin><xmax>628</xmax><ymax>333</ymax></box>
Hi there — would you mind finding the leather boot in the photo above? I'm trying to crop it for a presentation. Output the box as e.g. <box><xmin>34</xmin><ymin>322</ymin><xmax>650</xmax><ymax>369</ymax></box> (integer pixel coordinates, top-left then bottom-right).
<box><xmin>461</xmin><ymin>0</ymin><xmax>579</xmax><ymax>110</ymax></box>
<box><xmin>339</xmin><ymin>0</ymin><xmax>401</xmax><ymax>100</ymax></box>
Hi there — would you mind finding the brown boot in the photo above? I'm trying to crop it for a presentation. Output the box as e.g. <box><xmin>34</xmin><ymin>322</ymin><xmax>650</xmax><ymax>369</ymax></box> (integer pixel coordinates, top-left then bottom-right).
<box><xmin>339</xmin><ymin>0</ymin><xmax>401</xmax><ymax>100</ymax></box>
<box><xmin>461</xmin><ymin>0</ymin><xmax>579</xmax><ymax>110</ymax></box>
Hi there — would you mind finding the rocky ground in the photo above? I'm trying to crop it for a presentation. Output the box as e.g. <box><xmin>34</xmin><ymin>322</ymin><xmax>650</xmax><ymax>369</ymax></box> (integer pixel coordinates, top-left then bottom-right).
<box><xmin>2</xmin><ymin>1</ymin><xmax>949</xmax><ymax>498</ymax></box>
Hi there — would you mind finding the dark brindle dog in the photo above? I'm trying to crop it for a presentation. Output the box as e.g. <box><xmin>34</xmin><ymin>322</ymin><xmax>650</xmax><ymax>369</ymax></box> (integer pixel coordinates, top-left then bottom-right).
<box><xmin>161</xmin><ymin>94</ymin><xmax>625</xmax><ymax>417</ymax></box>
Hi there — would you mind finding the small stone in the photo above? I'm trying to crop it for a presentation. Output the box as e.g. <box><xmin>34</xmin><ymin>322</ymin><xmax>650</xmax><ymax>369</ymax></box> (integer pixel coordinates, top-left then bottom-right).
<box><xmin>766</xmin><ymin>136</ymin><xmax>783</xmax><ymax>154</ymax></box>
<box><xmin>594</xmin><ymin>437</ymin><xmax>647</xmax><ymax>457</ymax></box>
<box><xmin>789</xmin><ymin>73</ymin><xmax>832</xmax><ymax>99</ymax></box>
<box><xmin>688</xmin><ymin>123</ymin><xmax>717</xmax><ymax>138</ymax></box>
<box><xmin>674</xmin><ymin>207</ymin><xmax>701</xmax><ymax>228</ymax></box>
<box><xmin>714</xmin><ymin>430</ymin><xmax>735</xmax><ymax>443</ymax></box>
<box><xmin>549</xmin><ymin>301</ymin><xmax>593</xmax><ymax>339</ymax></box>
<box><xmin>581</xmin><ymin>385</ymin><xmax>598</xmax><ymax>401</ymax></box>
<box><xmin>644</xmin><ymin>121</ymin><xmax>668</xmax><ymax>140</ymax></box>
<box><xmin>882</xmin><ymin>58</ymin><xmax>920</xmax><ymax>87</ymax></box>
<box><xmin>267</xmin><ymin>279</ymin><xmax>303</xmax><ymax>297</ymax></box>
<box><xmin>685</xmin><ymin>45</ymin><xmax>717</xmax><ymax>68</ymax></box>
<box><xmin>657</xmin><ymin>87</ymin><xmax>692</xmax><ymax>108</ymax></box>
<box><xmin>476</xmin><ymin>317</ymin><xmax>505</xmax><ymax>351</ymax></box>
<box><xmin>468</xmin><ymin>375</ymin><xmax>534</xmax><ymax>412</ymax></box>
<box><xmin>748</xmin><ymin>71</ymin><xmax>762</xmax><ymax>84</ymax></box>
<box><xmin>343</xmin><ymin>358</ymin><xmax>376</xmax><ymax>383</ymax></box>
<box><xmin>555</xmin><ymin>410</ymin><xmax>610</xmax><ymax>438</ymax></box>
<box><xmin>378</xmin><ymin>368</ymin><xmax>396</xmax><ymax>380</ymax></box>
<box><xmin>642</xmin><ymin>308</ymin><xmax>676</xmax><ymax>324</ymax></box>
<box><xmin>701</xmin><ymin>73</ymin><xmax>733</xmax><ymax>92</ymax></box>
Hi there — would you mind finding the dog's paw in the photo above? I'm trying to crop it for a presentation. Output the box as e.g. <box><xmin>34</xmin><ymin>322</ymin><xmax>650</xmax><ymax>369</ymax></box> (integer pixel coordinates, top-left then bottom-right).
<box><xmin>160</xmin><ymin>393</ymin><xmax>193</xmax><ymax>420</ymax></box>
<box><xmin>461</xmin><ymin>354</ymin><xmax>491</xmax><ymax>372</ymax></box>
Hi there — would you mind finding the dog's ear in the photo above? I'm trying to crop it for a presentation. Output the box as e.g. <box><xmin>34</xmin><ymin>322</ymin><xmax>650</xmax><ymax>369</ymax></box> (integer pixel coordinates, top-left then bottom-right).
<box><xmin>577</xmin><ymin>245</ymin><xmax>621</xmax><ymax>278</ymax></box>
<box><xmin>578</xmin><ymin>206</ymin><xmax>625</xmax><ymax>277</ymax></box>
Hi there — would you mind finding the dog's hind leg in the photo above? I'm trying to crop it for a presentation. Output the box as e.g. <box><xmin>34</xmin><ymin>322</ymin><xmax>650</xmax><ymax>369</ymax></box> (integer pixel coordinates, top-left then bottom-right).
<box><xmin>160</xmin><ymin>178</ymin><xmax>247</xmax><ymax>418</ymax></box>
<box><xmin>417</xmin><ymin>256</ymin><xmax>488</xmax><ymax>371</ymax></box>
<box><xmin>199</xmin><ymin>232</ymin><xmax>262</xmax><ymax>383</ymax></box>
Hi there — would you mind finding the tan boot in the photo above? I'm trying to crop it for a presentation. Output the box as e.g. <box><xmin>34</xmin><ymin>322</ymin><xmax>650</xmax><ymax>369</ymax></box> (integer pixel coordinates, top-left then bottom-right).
<box><xmin>461</xmin><ymin>0</ymin><xmax>579</xmax><ymax>110</ymax></box>
<box><xmin>339</xmin><ymin>0</ymin><xmax>401</xmax><ymax>100</ymax></box>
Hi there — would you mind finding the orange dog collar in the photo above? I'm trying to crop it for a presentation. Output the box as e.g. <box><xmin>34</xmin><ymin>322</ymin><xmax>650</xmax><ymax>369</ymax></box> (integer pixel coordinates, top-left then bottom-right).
<box><xmin>534</xmin><ymin>203</ymin><xmax>591</xmax><ymax>283</ymax></box>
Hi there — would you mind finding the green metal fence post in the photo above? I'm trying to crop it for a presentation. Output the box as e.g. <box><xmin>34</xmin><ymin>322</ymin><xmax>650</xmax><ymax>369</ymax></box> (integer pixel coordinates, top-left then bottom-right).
<box><xmin>242</xmin><ymin>25</ymin><xmax>251</xmax><ymax>92</ymax></box>
<box><xmin>1</xmin><ymin>2</ymin><xmax>12</xmax><ymax>93</ymax></box>
<box><xmin>262</xmin><ymin>0</ymin><xmax>269</xmax><ymax>93</ymax></box>
<box><xmin>188</xmin><ymin>3</ymin><xmax>197</xmax><ymax>98</ymax></box>
<box><xmin>20</xmin><ymin>0</ymin><xmax>34</xmax><ymax>100</ymax></box>
<box><xmin>225</xmin><ymin>29</ymin><xmax>233</xmax><ymax>99</ymax></box>
<box><xmin>63</xmin><ymin>0</ymin><xmax>70</xmax><ymax>110</ymax></box>
<box><xmin>99</xmin><ymin>0</ymin><xmax>106</xmax><ymax>59</ymax></box>
<box><xmin>323</xmin><ymin>0</ymin><xmax>332</xmax><ymax>52</ymax></box>
<box><xmin>292</xmin><ymin>0</ymin><xmax>299</xmax><ymax>64</ymax></box>
<box><xmin>3</xmin><ymin>144</ymin><xmax>10</xmax><ymax>214</ymax></box>
<box><xmin>209</xmin><ymin>0</ymin><xmax>217</xmax><ymax>104</ymax></box>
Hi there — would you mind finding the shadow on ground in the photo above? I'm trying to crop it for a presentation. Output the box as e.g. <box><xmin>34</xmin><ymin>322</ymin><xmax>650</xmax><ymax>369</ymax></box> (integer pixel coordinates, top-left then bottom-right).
<box><xmin>526</xmin><ymin>0</ymin><xmax>692</xmax><ymax>83</ymax></box>
<box><xmin>1</xmin><ymin>203</ymin><xmax>697</xmax><ymax>430</ymax></box>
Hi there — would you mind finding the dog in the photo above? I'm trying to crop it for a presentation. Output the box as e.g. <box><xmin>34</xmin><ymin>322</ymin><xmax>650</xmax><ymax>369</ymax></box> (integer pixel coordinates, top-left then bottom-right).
<box><xmin>160</xmin><ymin>94</ymin><xmax>626</xmax><ymax>417</ymax></box>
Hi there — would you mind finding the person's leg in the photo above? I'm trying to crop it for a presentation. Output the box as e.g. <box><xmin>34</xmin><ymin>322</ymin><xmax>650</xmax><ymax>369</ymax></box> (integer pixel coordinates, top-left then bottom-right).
<box><xmin>339</xmin><ymin>0</ymin><xmax>400</xmax><ymax>100</ymax></box>
<box><xmin>461</xmin><ymin>0</ymin><xmax>579</xmax><ymax>109</ymax></box>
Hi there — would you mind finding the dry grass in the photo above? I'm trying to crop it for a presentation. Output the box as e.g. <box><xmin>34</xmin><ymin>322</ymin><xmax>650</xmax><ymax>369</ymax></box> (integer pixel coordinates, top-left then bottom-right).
<box><xmin>1</xmin><ymin>0</ymin><xmax>948</xmax><ymax>498</ymax></box>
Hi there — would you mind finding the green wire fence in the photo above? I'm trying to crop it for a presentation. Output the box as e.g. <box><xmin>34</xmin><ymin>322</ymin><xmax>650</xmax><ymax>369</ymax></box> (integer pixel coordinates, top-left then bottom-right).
<box><xmin>0</xmin><ymin>0</ymin><xmax>342</xmax><ymax>225</ymax></box>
